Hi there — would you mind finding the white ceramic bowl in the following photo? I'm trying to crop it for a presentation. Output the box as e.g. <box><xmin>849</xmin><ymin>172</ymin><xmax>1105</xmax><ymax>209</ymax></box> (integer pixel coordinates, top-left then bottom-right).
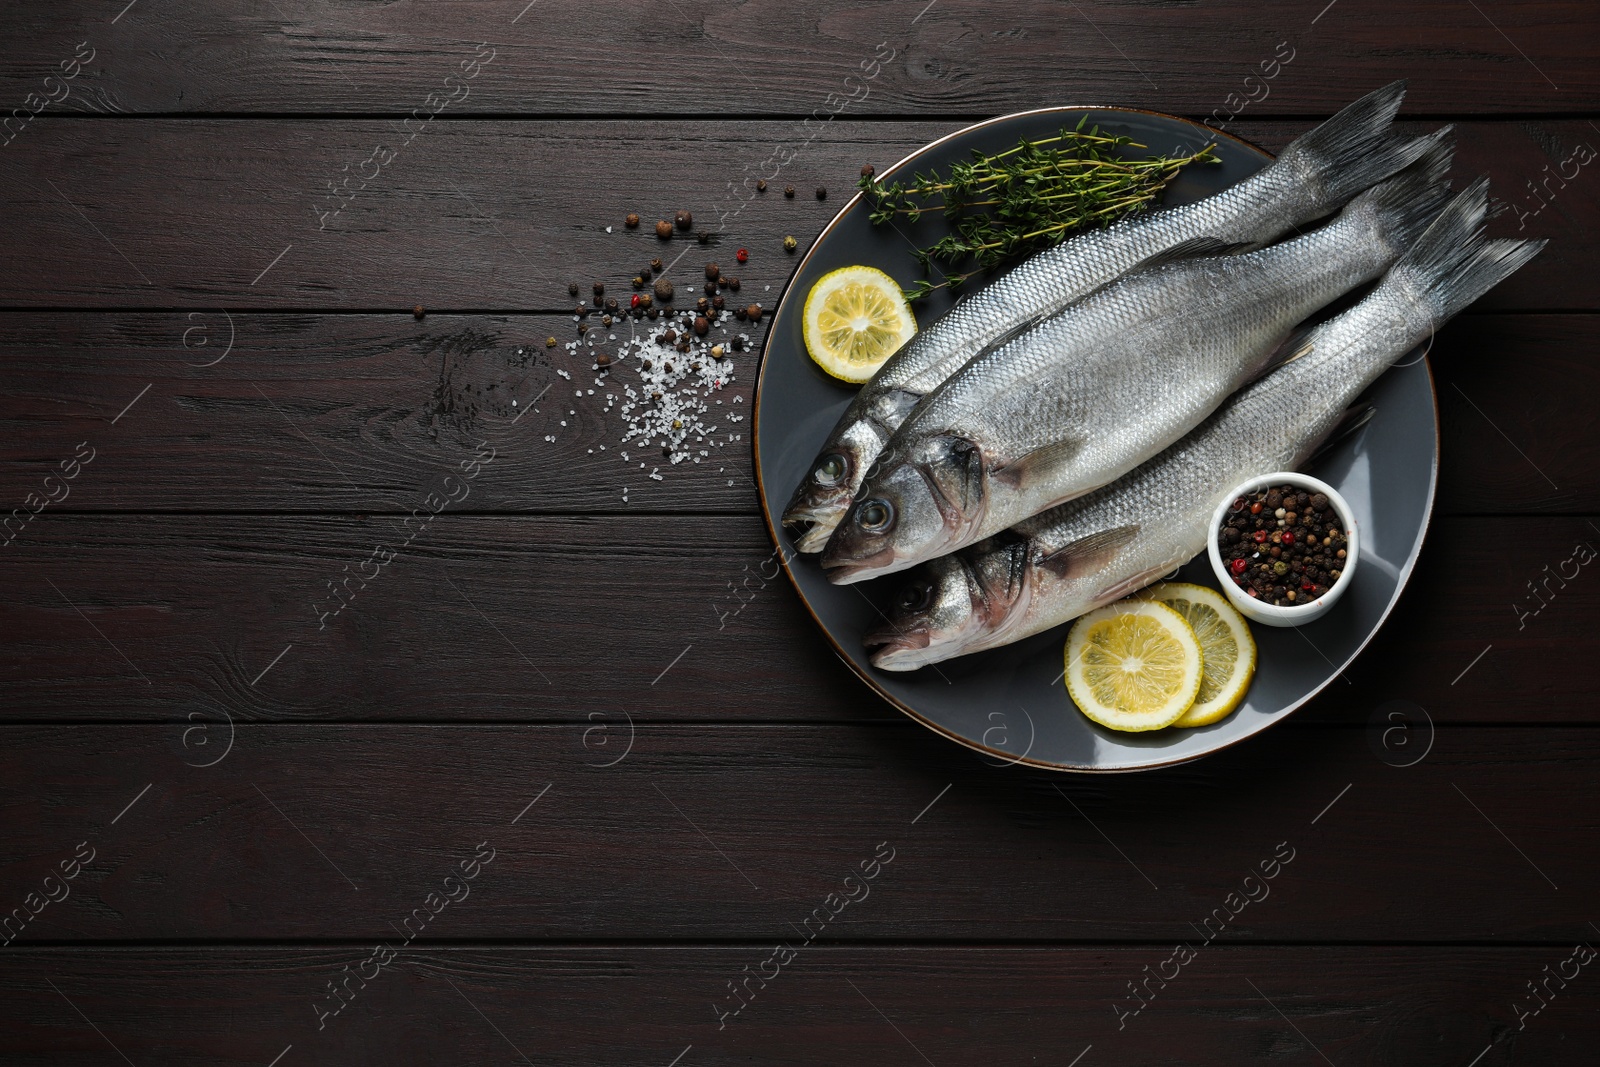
<box><xmin>1207</xmin><ymin>472</ymin><xmax>1360</xmax><ymax>627</ymax></box>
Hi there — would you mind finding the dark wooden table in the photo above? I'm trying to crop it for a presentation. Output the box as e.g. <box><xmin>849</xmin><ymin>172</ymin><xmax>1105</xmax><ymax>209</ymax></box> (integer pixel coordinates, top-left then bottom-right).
<box><xmin>1</xmin><ymin>3</ymin><xmax>1597</xmax><ymax>1064</ymax></box>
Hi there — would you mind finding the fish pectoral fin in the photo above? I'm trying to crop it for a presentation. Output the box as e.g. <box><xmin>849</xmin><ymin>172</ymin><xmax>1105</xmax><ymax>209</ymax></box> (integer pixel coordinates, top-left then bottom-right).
<box><xmin>989</xmin><ymin>437</ymin><xmax>1084</xmax><ymax>493</ymax></box>
<box><xmin>1036</xmin><ymin>524</ymin><xmax>1141</xmax><ymax>580</ymax></box>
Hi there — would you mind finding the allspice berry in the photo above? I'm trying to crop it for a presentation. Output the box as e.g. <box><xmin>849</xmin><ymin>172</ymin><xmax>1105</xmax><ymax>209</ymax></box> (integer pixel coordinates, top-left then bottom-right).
<box><xmin>596</xmin><ymin>352</ymin><xmax>613</xmax><ymax>367</ymax></box>
<box><xmin>625</xmin><ymin>213</ymin><xmax>640</xmax><ymax>228</ymax></box>
<box><xmin>705</xmin><ymin>262</ymin><xmax>720</xmax><ymax>280</ymax></box>
<box><xmin>675</xmin><ymin>209</ymin><xmax>693</xmax><ymax>231</ymax></box>
<box><xmin>654</xmin><ymin>278</ymin><xmax>674</xmax><ymax>301</ymax></box>
<box><xmin>655</xmin><ymin>220</ymin><xmax>673</xmax><ymax>239</ymax></box>
<box><xmin>860</xmin><ymin>164</ymin><xmax>875</xmax><ymax>178</ymax></box>
<box><xmin>746</xmin><ymin>304</ymin><xmax>763</xmax><ymax>322</ymax></box>
<box><xmin>694</xmin><ymin>315</ymin><xmax>710</xmax><ymax>336</ymax></box>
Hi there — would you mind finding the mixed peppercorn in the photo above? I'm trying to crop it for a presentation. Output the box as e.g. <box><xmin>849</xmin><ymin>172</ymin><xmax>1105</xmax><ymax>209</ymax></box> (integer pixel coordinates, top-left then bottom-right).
<box><xmin>1219</xmin><ymin>484</ymin><xmax>1349</xmax><ymax>606</ymax></box>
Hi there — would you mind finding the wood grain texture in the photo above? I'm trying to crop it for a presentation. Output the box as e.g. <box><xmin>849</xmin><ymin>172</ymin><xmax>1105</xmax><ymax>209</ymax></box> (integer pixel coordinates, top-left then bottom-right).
<box><xmin>1</xmin><ymin>0</ymin><xmax>1595</xmax><ymax>114</ymax></box>
<box><xmin>0</xmin><ymin>119</ymin><xmax>1593</xmax><ymax>310</ymax></box>
<box><xmin>0</xmin><ymin>724</ymin><xmax>1593</xmax><ymax>944</ymax></box>
<box><xmin>0</xmin><ymin>945</ymin><xmax>1589</xmax><ymax>1066</ymax></box>
<box><xmin>0</xmin><ymin>310</ymin><xmax>1591</xmax><ymax>515</ymax></box>
<box><xmin>0</xmin><ymin>515</ymin><xmax>1595</xmax><ymax>724</ymax></box>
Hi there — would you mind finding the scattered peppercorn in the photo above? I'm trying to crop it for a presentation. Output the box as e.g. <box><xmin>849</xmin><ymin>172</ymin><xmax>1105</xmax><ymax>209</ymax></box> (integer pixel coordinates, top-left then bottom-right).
<box><xmin>651</xmin><ymin>257</ymin><xmax>664</xmax><ymax>272</ymax></box>
<box><xmin>705</xmin><ymin>262</ymin><xmax>720</xmax><ymax>280</ymax></box>
<box><xmin>655</xmin><ymin>220</ymin><xmax>673</xmax><ymax>239</ymax></box>
<box><xmin>704</xmin><ymin>281</ymin><xmax>717</xmax><ymax>296</ymax></box>
<box><xmin>661</xmin><ymin>330</ymin><xmax>677</xmax><ymax>345</ymax></box>
<box><xmin>816</xmin><ymin>186</ymin><xmax>827</xmax><ymax>200</ymax></box>
<box><xmin>633</xmin><ymin>275</ymin><xmax>645</xmax><ymax>290</ymax></box>
<box><xmin>696</xmin><ymin>230</ymin><xmax>710</xmax><ymax>244</ymax></box>
<box><xmin>783</xmin><ymin>235</ymin><xmax>798</xmax><ymax>253</ymax></box>
<box><xmin>784</xmin><ymin>185</ymin><xmax>795</xmax><ymax>198</ymax></box>
<box><xmin>729</xmin><ymin>277</ymin><xmax>741</xmax><ymax>292</ymax></box>
<box><xmin>640</xmin><ymin>294</ymin><xmax>653</xmax><ymax>309</ymax></box>
<box><xmin>746</xmin><ymin>303</ymin><xmax>763</xmax><ymax>323</ymax></box>
<box><xmin>757</xmin><ymin>179</ymin><xmax>768</xmax><ymax>192</ymax></box>
<box><xmin>736</xmin><ymin>248</ymin><xmax>748</xmax><ymax>263</ymax></box>
<box><xmin>593</xmin><ymin>281</ymin><xmax>605</xmax><ymax>298</ymax></box>
<box><xmin>568</xmin><ymin>282</ymin><xmax>579</xmax><ymax>297</ymax></box>
<box><xmin>676</xmin><ymin>339</ymin><xmax>690</xmax><ymax>352</ymax></box>
<box><xmin>413</xmin><ymin>305</ymin><xmax>425</xmax><ymax>319</ymax></box>
<box><xmin>712</xmin><ymin>294</ymin><xmax>725</xmax><ymax>310</ymax></box>
<box><xmin>605</xmin><ymin>297</ymin><xmax>619</xmax><ymax>312</ymax></box>
<box><xmin>578</xmin><ymin>323</ymin><xmax>589</xmax><ymax>334</ymax></box>
<box><xmin>711</xmin><ymin>344</ymin><xmax>725</xmax><ymax>358</ymax></box>
<box><xmin>735</xmin><ymin>306</ymin><xmax>748</xmax><ymax>320</ymax></box>
<box><xmin>625</xmin><ymin>213</ymin><xmax>640</xmax><ymax>228</ymax></box>
<box><xmin>694</xmin><ymin>316</ymin><xmax>710</xmax><ymax>336</ymax></box>
<box><xmin>575</xmin><ymin>303</ymin><xmax>589</xmax><ymax>317</ymax></box>
<box><xmin>861</xmin><ymin>164</ymin><xmax>875</xmax><ymax>178</ymax></box>
<box><xmin>675</xmin><ymin>210</ymin><xmax>693</xmax><ymax>231</ymax></box>
<box><xmin>631</xmin><ymin>294</ymin><xmax>642</xmax><ymax>310</ymax></box>
<box><xmin>602</xmin><ymin>315</ymin><xmax>613</xmax><ymax>326</ymax></box>
<box><xmin>545</xmin><ymin>336</ymin><xmax>557</xmax><ymax>348</ymax></box>
<box><xmin>596</xmin><ymin>352</ymin><xmax>613</xmax><ymax>367</ymax></box>
<box><xmin>654</xmin><ymin>278</ymin><xmax>674</xmax><ymax>301</ymax></box>
<box><xmin>696</xmin><ymin>296</ymin><xmax>710</xmax><ymax>312</ymax></box>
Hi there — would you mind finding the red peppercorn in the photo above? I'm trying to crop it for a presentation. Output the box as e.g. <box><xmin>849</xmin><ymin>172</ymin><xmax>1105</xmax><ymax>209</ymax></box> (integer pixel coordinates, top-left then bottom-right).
<box><xmin>1281</xmin><ymin>532</ymin><xmax>1294</xmax><ymax>545</ymax></box>
<box><xmin>1252</xmin><ymin>530</ymin><xmax>1268</xmax><ymax>543</ymax></box>
<box><xmin>1250</xmin><ymin>502</ymin><xmax>1262</xmax><ymax>514</ymax></box>
<box><xmin>630</xmin><ymin>294</ymin><xmax>641</xmax><ymax>309</ymax></box>
<box><xmin>736</xmin><ymin>248</ymin><xmax>748</xmax><ymax>263</ymax></box>
<box><xmin>1230</xmin><ymin>559</ymin><xmax>1248</xmax><ymax>575</ymax></box>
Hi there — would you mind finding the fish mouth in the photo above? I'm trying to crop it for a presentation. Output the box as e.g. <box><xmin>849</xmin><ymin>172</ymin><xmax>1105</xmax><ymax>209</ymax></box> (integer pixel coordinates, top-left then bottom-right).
<box><xmin>821</xmin><ymin>544</ymin><xmax>899</xmax><ymax>585</ymax></box>
<box><xmin>780</xmin><ymin>505</ymin><xmax>845</xmax><ymax>555</ymax></box>
<box><xmin>864</xmin><ymin>623</ymin><xmax>932</xmax><ymax>671</ymax></box>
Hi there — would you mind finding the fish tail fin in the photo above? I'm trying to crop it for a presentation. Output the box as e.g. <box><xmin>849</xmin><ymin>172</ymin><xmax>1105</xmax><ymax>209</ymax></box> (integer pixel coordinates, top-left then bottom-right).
<box><xmin>1350</xmin><ymin>128</ymin><xmax>1456</xmax><ymax>252</ymax></box>
<box><xmin>1276</xmin><ymin>80</ymin><xmax>1435</xmax><ymax>208</ymax></box>
<box><xmin>1394</xmin><ymin>176</ymin><xmax>1548</xmax><ymax>322</ymax></box>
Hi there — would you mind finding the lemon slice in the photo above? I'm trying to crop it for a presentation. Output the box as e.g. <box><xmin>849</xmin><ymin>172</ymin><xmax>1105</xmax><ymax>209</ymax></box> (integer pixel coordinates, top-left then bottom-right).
<box><xmin>1136</xmin><ymin>582</ymin><xmax>1256</xmax><ymax>728</ymax></box>
<box><xmin>1064</xmin><ymin>601</ymin><xmax>1202</xmax><ymax>732</ymax></box>
<box><xmin>802</xmin><ymin>265</ymin><xmax>917</xmax><ymax>383</ymax></box>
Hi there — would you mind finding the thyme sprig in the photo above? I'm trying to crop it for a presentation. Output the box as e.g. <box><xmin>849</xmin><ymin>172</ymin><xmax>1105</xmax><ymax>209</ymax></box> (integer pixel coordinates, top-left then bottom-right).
<box><xmin>858</xmin><ymin>118</ymin><xmax>1218</xmax><ymax>300</ymax></box>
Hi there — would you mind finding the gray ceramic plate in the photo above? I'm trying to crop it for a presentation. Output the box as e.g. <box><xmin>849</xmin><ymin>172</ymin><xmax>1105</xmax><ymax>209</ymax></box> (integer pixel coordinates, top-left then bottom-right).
<box><xmin>753</xmin><ymin>107</ymin><xmax>1437</xmax><ymax>772</ymax></box>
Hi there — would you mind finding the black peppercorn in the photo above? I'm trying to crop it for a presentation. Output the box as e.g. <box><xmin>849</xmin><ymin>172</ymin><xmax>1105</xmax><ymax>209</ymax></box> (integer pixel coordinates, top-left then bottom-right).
<box><xmin>651</xmin><ymin>257</ymin><xmax>664</xmax><ymax>272</ymax></box>
<box><xmin>696</xmin><ymin>296</ymin><xmax>710</xmax><ymax>312</ymax></box>
<box><xmin>784</xmin><ymin>185</ymin><xmax>795</xmax><ymax>198</ymax></box>
<box><xmin>712</xmin><ymin>294</ymin><xmax>725</xmax><ymax>310</ymax></box>
<box><xmin>816</xmin><ymin>186</ymin><xmax>826</xmax><ymax>200</ymax></box>
<box><xmin>696</xmin><ymin>231</ymin><xmax>709</xmax><ymax>244</ymax></box>
<box><xmin>593</xmin><ymin>281</ymin><xmax>604</xmax><ymax>298</ymax></box>
<box><xmin>735</xmin><ymin>306</ymin><xmax>748</xmax><ymax>320</ymax></box>
<box><xmin>568</xmin><ymin>282</ymin><xmax>579</xmax><ymax>297</ymax></box>
<box><xmin>729</xmin><ymin>277</ymin><xmax>741</xmax><ymax>292</ymax></box>
<box><xmin>675</xmin><ymin>210</ymin><xmax>693</xmax><ymax>230</ymax></box>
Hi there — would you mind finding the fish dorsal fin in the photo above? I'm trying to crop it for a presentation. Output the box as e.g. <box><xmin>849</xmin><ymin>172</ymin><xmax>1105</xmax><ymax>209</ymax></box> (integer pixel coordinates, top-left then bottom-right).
<box><xmin>989</xmin><ymin>437</ymin><xmax>1084</xmax><ymax>492</ymax></box>
<box><xmin>1037</xmin><ymin>524</ymin><xmax>1140</xmax><ymax>580</ymax></box>
<box><xmin>1250</xmin><ymin>322</ymin><xmax>1320</xmax><ymax>382</ymax></box>
<box><xmin>1305</xmin><ymin>403</ymin><xmax>1377</xmax><ymax>464</ymax></box>
<box><xmin>1132</xmin><ymin>234</ymin><xmax>1254</xmax><ymax>271</ymax></box>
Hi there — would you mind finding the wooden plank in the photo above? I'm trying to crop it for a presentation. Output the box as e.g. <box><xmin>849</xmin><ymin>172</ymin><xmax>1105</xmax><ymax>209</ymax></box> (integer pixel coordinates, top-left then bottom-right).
<box><xmin>0</xmin><ymin>311</ymin><xmax>1591</xmax><ymax>515</ymax></box>
<box><xmin>0</xmin><ymin>946</ymin><xmax>1591</xmax><ymax>1065</ymax></box>
<box><xmin>0</xmin><ymin>723</ymin><xmax>1593</xmax><ymax>943</ymax></box>
<box><xmin>0</xmin><ymin>515</ymin><xmax>1594</xmax><ymax>724</ymax></box>
<box><xmin>0</xmin><ymin>0</ymin><xmax>1594</xmax><ymax>115</ymax></box>
<box><xmin>0</xmin><ymin>119</ymin><xmax>1593</xmax><ymax>310</ymax></box>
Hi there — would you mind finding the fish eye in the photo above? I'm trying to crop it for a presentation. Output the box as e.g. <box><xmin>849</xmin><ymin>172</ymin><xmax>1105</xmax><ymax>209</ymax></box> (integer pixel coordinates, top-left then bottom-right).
<box><xmin>857</xmin><ymin>498</ymin><xmax>895</xmax><ymax>532</ymax></box>
<box><xmin>897</xmin><ymin>580</ymin><xmax>934</xmax><ymax>614</ymax></box>
<box><xmin>815</xmin><ymin>453</ymin><xmax>847</xmax><ymax>485</ymax></box>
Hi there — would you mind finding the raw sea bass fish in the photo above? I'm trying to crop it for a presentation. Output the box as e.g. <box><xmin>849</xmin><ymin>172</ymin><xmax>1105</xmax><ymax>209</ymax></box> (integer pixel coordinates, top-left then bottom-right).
<box><xmin>822</xmin><ymin>135</ymin><xmax>1453</xmax><ymax>586</ymax></box>
<box><xmin>783</xmin><ymin>80</ymin><xmax>1433</xmax><ymax>553</ymax></box>
<box><xmin>865</xmin><ymin>181</ymin><xmax>1543</xmax><ymax>671</ymax></box>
